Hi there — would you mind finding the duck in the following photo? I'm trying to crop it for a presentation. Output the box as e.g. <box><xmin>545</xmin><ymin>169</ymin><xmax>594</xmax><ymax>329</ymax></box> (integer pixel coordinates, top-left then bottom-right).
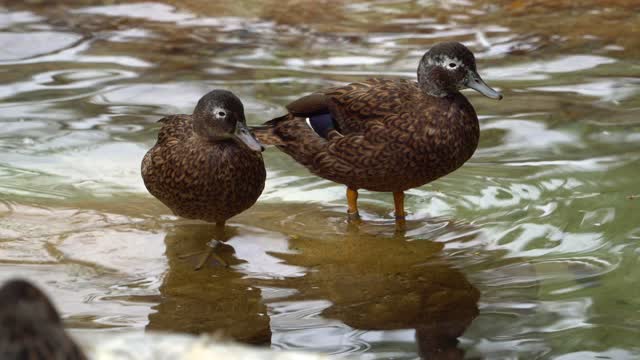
<box><xmin>252</xmin><ymin>42</ymin><xmax>502</xmax><ymax>223</ymax></box>
<box><xmin>0</xmin><ymin>279</ymin><xmax>87</xmax><ymax>360</ymax></box>
<box><xmin>142</xmin><ymin>90</ymin><xmax>266</xmax><ymax>269</ymax></box>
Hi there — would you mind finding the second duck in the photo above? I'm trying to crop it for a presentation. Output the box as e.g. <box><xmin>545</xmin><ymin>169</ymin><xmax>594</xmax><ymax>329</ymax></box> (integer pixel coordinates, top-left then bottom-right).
<box><xmin>142</xmin><ymin>90</ymin><xmax>265</xmax><ymax>268</ymax></box>
<box><xmin>253</xmin><ymin>42</ymin><xmax>502</xmax><ymax>222</ymax></box>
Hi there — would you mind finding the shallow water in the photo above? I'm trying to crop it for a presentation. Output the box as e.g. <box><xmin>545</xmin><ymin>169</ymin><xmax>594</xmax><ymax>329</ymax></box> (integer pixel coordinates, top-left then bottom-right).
<box><xmin>1</xmin><ymin>0</ymin><xmax>639</xmax><ymax>358</ymax></box>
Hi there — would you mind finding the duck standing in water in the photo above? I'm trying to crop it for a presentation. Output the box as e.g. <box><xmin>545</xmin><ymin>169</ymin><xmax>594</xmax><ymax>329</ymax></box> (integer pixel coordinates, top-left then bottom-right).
<box><xmin>142</xmin><ymin>90</ymin><xmax>265</xmax><ymax>269</ymax></box>
<box><xmin>253</xmin><ymin>42</ymin><xmax>502</xmax><ymax>223</ymax></box>
<box><xmin>0</xmin><ymin>279</ymin><xmax>86</xmax><ymax>360</ymax></box>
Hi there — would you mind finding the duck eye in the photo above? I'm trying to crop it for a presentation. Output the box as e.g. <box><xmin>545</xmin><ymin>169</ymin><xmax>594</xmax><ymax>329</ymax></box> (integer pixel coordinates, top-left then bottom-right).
<box><xmin>217</xmin><ymin>111</ymin><xmax>226</xmax><ymax>117</ymax></box>
<box><xmin>448</xmin><ymin>63</ymin><xmax>457</xmax><ymax>68</ymax></box>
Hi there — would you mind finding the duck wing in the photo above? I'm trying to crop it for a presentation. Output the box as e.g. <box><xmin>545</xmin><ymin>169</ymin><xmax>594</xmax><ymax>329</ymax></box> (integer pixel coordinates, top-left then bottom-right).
<box><xmin>286</xmin><ymin>92</ymin><xmax>333</xmax><ymax>117</ymax></box>
<box><xmin>325</xmin><ymin>78</ymin><xmax>412</xmax><ymax>135</ymax></box>
<box><xmin>284</xmin><ymin>78</ymin><xmax>419</xmax><ymax>136</ymax></box>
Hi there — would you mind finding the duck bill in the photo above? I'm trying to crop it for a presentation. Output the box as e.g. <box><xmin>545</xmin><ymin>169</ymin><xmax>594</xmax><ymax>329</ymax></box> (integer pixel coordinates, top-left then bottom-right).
<box><xmin>234</xmin><ymin>122</ymin><xmax>264</xmax><ymax>152</ymax></box>
<box><xmin>466</xmin><ymin>71</ymin><xmax>503</xmax><ymax>100</ymax></box>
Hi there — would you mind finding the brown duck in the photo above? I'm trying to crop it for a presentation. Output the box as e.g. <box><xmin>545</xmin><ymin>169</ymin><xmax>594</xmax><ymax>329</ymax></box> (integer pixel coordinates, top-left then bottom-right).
<box><xmin>142</xmin><ymin>90</ymin><xmax>265</xmax><ymax>268</ymax></box>
<box><xmin>0</xmin><ymin>279</ymin><xmax>87</xmax><ymax>360</ymax></box>
<box><xmin>253</xmin><ymin>42</ymin><xmax>502</xmax><ymax>222</ymax></box>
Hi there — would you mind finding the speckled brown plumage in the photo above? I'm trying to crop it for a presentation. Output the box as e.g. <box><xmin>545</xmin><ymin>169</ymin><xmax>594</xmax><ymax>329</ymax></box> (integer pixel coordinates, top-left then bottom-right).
<box><xmin>252</xmin><ymin>42</ymin><xmax>501</xmax><ymax>219</ymax></box>
<box><xmin>142</xmin><ymin>90</ymin><xmax>266</xmax><ymax>224</ymax></box>
<box><xmin>0</xmin><ymin>279</ymin><xmax>87</xmax><ymax>360</ymax></box>
<box><xmin>257</xmin><ymin>78</ymin><xmax>478</xmax><ymax>192</ymax></box>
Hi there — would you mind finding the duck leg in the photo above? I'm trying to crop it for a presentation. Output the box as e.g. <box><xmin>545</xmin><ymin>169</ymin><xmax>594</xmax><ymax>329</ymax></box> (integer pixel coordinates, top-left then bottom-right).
<box><xmin>196</xmin><ymin>222</ymin><xmax>228</xmax><ymax>270</ymax></box>
<box><xmin>180</xmin><ymin>222</ymin><xmax>228</xmax><ymax>270</ymax></box>
<box><xmin>347</xmin><ymin>187</ymin><xmax>360</xmax><ymax>221</ymax></box>
<box><xmin>393</xmin><ymin>191</ymin><xmax>406</xmax><ymax>222</ymax></box>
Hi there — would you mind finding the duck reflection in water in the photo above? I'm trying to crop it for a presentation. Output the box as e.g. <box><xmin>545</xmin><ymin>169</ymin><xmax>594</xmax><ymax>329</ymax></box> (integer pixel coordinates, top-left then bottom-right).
<box><xmin>258</xmin><ymin>225</ymin><xmax>479</xmax><ymax>359</ymax></box>
<box><xmin>146</xmin><ymin>223</ymin><xmax>271</xmax><ymax>345</ymax></box>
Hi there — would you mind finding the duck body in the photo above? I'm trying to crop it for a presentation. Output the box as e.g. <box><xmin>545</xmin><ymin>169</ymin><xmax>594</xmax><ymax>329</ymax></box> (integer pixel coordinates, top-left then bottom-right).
<box><xmin>257</xmin><ymin>78</ymin><xmax>479</xmax><ymax>192</ymax></box>
<box><xmin>142</xmin><ymin>114</ymin><xmax>266</xmax><ymax>223</ymax></box>
<box><xmin>253</xmin><ymin>42</ymin><xmax>501</xmax><ymax>221</ymax></box>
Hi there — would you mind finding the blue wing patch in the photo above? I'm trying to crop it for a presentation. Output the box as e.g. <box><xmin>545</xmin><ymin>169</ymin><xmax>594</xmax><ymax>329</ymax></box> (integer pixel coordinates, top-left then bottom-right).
<box><xmin>305</xmin><ymin>112</ymin><xmax>337</xmax><ymax>139</ymax></box>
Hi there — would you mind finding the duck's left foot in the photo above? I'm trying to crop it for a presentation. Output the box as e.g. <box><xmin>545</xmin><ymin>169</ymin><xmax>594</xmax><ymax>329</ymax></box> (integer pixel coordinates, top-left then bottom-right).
<box><xmin>346</xmin><ymin>187</ymin><xmax>361</xmax><ymax>223</ymax></box>
<box><xmin>196</xmin><ymin>240</ymin><xmax>228</xmax><ymax>270</ymax></box>
<box><xmin>179</xmin><ymin>240</ymin><xmax>228</xmax><ymax>270</ymax></box>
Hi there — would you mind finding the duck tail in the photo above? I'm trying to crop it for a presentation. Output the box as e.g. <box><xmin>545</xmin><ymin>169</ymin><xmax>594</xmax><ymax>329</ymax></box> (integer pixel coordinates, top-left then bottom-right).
<box><xmin>250</xmin><ymin>116</ymin><xmax>287</xmax><ymax>146</ymax></box>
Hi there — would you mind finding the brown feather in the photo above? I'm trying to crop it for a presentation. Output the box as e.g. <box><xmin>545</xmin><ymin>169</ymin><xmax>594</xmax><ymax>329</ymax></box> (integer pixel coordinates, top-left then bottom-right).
<box><xmin>142</xmin><ymin>114</ymin><xmax>266</xmax><ymax>223</ymax></box>
<box><xmin>286</xmin><ymin>92</ymin><xmax>331</xmax><ymax>116</ymax></box>
<box><xmin>252</xmin><ymin>78</ymin><xmax>479</xmax><ymax>192</ymax></box>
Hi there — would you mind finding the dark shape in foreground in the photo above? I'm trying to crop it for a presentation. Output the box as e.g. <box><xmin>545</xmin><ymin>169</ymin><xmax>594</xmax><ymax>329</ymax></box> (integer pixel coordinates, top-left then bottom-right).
<box><xmin>0</xmin><ymin>279</ymin><xmax>86</xmax><ymax>360</ymax></box>
<box><xmin>253</xmin><ymin>42</ymin><xmax>502</xmax><ymax>223</ymax></box>
<box><xmin>142</xmin><ymin>90</ymin><xmax>266</xmax><ymax>269</ymax></box>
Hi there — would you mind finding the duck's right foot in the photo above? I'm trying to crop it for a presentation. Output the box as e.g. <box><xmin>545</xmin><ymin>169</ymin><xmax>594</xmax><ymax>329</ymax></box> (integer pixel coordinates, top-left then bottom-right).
<box><xmin>347</xmin><ymin>210</ymin><xmax>361</xmax><ymax>222</ymax></box>
<box><xmin>346</xmin><ymin>187</ymin><xmax>361</xmax><ymax>223</ymax></box>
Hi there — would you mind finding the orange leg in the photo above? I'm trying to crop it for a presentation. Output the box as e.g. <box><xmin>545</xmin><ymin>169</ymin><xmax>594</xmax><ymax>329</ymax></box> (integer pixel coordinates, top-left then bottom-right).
<box><xmin>393</xmin><ymin>191</ymin><xmax>406</xmax><ymax>221</ymax></box>
<box><xmin>347</xmin><ymin>187</ymin><xmax>360</xmax><ymax>221</ymax></box>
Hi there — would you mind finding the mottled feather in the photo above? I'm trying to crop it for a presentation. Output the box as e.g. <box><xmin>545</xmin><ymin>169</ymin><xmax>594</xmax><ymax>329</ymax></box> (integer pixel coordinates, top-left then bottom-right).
<box><xmin>253</xmin><ymin>78</ymin><xmax>478</xmax><ymax>192</ymax></box>
<box><xmin>142</xmin><ymin>114</ymin><xmax>266</xmax><ymax>223</ymax></box>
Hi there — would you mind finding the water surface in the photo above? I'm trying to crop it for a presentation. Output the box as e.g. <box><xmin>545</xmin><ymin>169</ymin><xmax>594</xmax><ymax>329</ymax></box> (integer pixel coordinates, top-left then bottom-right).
<box><xmin>1</xmin><ymin>1</ymin><xmax>639</xmax><ymax>359</ymax></box>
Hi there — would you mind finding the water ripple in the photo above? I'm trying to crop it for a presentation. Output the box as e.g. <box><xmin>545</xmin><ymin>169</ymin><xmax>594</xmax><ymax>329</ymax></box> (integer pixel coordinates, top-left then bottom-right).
<box><xmin>0</xmin><ymin>1</ymin><xmax>639</xmax><ymax>359</ymax></box>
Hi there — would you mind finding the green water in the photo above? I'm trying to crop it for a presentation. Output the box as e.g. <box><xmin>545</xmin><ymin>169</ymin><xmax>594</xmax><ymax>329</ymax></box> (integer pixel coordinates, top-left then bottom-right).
<box><xmin>1</xmin><ymin>1</ymin><xmax>639</xmax><ymax>358</ymax></box>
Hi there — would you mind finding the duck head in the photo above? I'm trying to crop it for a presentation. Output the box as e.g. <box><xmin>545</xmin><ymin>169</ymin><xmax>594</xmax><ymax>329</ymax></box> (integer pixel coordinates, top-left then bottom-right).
<box><xmin>192</xmin><ymin>89</ymin><xmax>264</xmax><ymax>152</ymax></box>
<box><xmin>417</xmin><ymin>42</ymin><xmax>502</xmax><ymax>100</ymax></box>
<box><xmin>0</xmin><ymin>279</ymin><xmax>61</xmax><ymax>326</ymax></box>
